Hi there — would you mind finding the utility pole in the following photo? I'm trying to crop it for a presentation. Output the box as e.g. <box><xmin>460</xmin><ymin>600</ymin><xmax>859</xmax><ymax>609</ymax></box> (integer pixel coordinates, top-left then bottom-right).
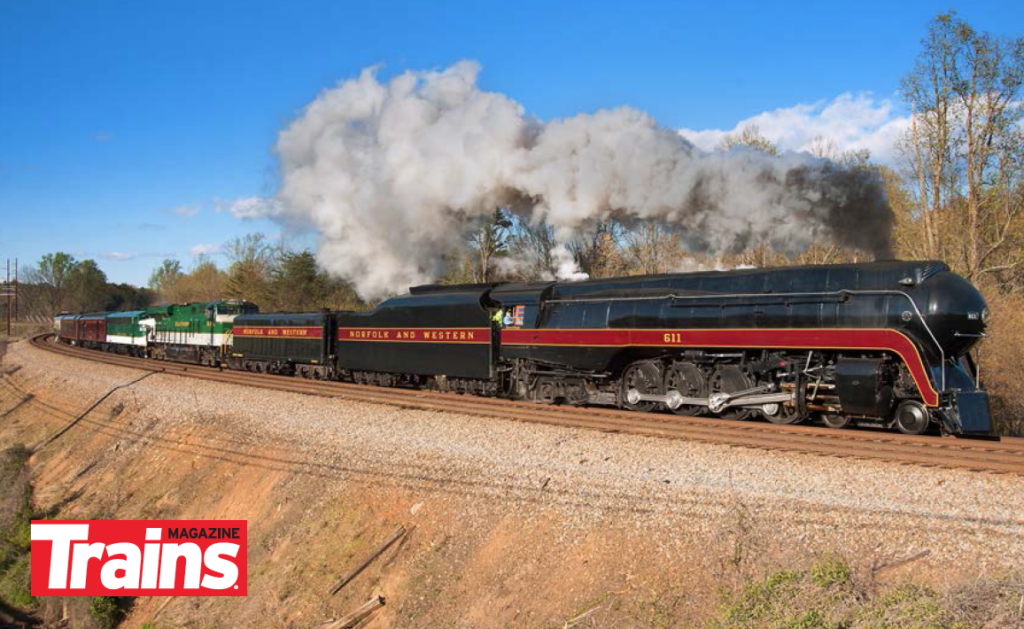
<box><xmin>1</xmin><ymin>257</ymin><xmax>18</xmax><ymax>335</ymax></box>
<box><xmin>5</xmin><ymin>259</ymin><xmax>10</xmax><ymax>336</ymax></box>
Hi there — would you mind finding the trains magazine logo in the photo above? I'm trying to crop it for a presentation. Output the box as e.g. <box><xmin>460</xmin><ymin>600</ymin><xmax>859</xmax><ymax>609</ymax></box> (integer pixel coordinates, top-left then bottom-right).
<box><xmin>31</xmin><ymin>520</ymin><xmax>247</xmax><ymax>596</ymax></box>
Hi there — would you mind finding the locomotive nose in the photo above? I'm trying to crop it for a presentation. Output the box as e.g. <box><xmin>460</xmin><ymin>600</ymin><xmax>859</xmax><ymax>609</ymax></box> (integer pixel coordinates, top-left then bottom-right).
<box><xmin>918</xmin><ymin>270</ymin><xmax>988</xmax><ymax>358</ymax></box>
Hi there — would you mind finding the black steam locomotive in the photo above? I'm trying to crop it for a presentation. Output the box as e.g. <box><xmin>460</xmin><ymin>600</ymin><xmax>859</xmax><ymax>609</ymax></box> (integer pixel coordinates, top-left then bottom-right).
<box><xmin>228</xmin><ymin>260</ymin><xmax>993</xmax><ymax>437</ymax></box>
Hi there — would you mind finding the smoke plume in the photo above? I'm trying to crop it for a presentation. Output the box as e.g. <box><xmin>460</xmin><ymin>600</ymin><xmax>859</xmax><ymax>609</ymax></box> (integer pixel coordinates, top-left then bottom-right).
<box><xmin>273</xmin><ymin>61</ymin><xmax>893</xmax><ymax>299</ymax></box>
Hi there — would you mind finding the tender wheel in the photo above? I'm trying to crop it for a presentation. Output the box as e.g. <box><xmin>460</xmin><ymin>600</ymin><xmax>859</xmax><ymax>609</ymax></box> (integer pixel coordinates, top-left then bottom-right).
<box><xmin>820</xmin><ymin>413</ymin><xmax>853</xmax><ymax>429</ymax></box>
<box><xmin>708</xmin><ymin>365</ymin><xmax>752</xmax><ymax>421</ymax></box>
<box><xmin>621</xmin><ymin>362</ymin><xmax>663</xmax><ymax>412</ymax></box>
<box><xmin>895</xmin><ymin>400</ymin><xmax>931</xmax><ymax>435</ymax></box>
<box><xmin>664</xmin><ymin>362</ymin><xmax>707</xmax><ymax>416</ymax></box>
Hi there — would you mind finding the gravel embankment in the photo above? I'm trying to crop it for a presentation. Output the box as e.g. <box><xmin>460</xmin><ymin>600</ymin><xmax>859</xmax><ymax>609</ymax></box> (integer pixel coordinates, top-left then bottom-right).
<box><xmin>4</xmin><ymin>339</ymin><xmax>1024</xmax><ymax>575</ymax></box>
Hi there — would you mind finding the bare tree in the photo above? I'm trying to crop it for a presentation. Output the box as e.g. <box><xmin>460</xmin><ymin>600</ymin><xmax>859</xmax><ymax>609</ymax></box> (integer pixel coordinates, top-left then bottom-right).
<box><xmin>900</xmin><ymin>12</ymin><xmax>1024</xmax><ymax>281</ymax></box>
<box><xmin>469</xmin><ymin>209</ymin><xmax>512</xmax><ymax>282</ymax></box>
<box><xmin>225</xmin><ymin>233</ymin><xmax>276</xmax><ymax>268</ymax></box>
<box><xmin>720</xmin><ymin>124</ymin><xmax>778</xmax><ymax>155</ymax></box>
<box><xmin>567</xmin><ymin>221</ymin><xmax>621</xmax><ymax>278</ymax></box>
<box><xmin>623</xmin><ymin>220</ymin><xmax>677</xmax><ymax>274</ymax></box>
<box><xmin>505</xmin><ymin>216</ymin><xmax>557</xmax><ymax>280</ymax></box>
<box><xmin>148</xmin><ymin>259</ymin><xmax>183</xmax><ymax>305</ymax></box>
<box><xmin>224</xmin><ymin>233</ymin><xmax>276</xmax><ymax>303</ymax></box>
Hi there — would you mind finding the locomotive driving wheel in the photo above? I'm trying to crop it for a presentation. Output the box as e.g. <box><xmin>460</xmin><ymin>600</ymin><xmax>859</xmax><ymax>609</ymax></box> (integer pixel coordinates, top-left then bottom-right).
<box><xmin>664</xmin><ymin>362</ymin><xmax>707</xmax><ymax>416</ymax></box>
<box><xmin>820</xmin><ymin>413</ymin><xmax>853</xmax><ymax>429</ymax></box>
<box><xmin>708</xmin><ymin>365</ymin><xmax>752</xmax><ymax>420</ymax></box>
<box><xmin>621</xmin><ymin>362</ymin><xmax>663</xmax><ymax>412</ymax></box>
<box><xmin>765</xmin><ymin>403</ymin><xmax>807</xmax><ymax>425</ymax></box>
<box><xmin>764</xmin><ymin>379</ymin><xmax>807</xmax><ymax>425</ymax></box>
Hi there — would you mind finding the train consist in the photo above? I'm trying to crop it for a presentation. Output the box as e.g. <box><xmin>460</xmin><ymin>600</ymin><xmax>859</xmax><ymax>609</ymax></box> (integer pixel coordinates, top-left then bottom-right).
<box><xmin>55</xmin><ymin>260</ymin><xmax>994</xmax><ymax>437</ymax></box>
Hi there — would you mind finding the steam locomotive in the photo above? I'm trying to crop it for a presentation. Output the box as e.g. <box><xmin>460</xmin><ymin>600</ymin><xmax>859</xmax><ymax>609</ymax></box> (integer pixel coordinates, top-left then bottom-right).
<box><xmin>56</xmin><ymin>260</ymin><xmax>994</xmax><ymax>437</ymax></box>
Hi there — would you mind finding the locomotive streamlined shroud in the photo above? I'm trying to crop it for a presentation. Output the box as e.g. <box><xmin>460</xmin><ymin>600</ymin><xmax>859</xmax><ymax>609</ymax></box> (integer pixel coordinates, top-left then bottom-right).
<box><xmin>491</xmin><ymin>260</ymin><xmax>992</xmax><ymax>435</ymax></box>
<box><xmin>334</xmin><ymin>284</ymin><xmax>495</xmax><ymax>379</ymax></box>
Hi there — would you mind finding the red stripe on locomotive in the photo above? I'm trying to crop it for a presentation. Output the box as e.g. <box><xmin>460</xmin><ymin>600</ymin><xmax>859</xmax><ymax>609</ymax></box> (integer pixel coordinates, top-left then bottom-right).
<box><xmin>500</xmin><ymin>327</ymin><xmax>939</xmax><ymax>407</ymax></box>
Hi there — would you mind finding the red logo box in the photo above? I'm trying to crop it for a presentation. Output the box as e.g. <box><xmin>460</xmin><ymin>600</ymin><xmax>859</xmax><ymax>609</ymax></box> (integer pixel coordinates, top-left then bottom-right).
<box><xmin>31</xmin><ymin>520</ymin><xmax>247</xmax><ymax>596</ymax></box>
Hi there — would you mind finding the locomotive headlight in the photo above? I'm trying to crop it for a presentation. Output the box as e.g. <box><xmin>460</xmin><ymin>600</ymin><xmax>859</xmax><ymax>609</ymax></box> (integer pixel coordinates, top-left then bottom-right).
<box><xmin>981</xmin><ymin>307</ymin><xmax>990</xmax><ymax>324</ymax></box>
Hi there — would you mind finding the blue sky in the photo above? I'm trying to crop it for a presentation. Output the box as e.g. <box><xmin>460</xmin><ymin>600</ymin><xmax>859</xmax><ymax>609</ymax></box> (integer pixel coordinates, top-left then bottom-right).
<box><xmin>1</xmin><ymin>0</ymin><xmax>1022</xmax><ymax>286</ymax></box>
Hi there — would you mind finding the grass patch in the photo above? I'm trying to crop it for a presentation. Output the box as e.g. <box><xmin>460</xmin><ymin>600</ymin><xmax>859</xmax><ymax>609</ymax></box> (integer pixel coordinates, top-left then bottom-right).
<box><xmin>710</xmin><ymin>556</ymin><xmax>1024</xmax><ymax>629</ymax></box>
<box><xmin>713</xmin><ymin>562</ymin><xmax>856</xmax><ymax>629</ymax></box>
<box><xmin>0</xmin><ymin>445</ymin><xmax>35</xmax><ymax>614</ymax></box>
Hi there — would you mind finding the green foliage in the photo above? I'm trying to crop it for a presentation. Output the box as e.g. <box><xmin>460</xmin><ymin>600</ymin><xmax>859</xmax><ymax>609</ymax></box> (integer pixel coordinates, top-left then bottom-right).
<box><xmin>0</xmin><ymin>445</ymin><xmax>34</xmax><ymax>613</ymax></box>
<box><xmin>713</xmin><ymin>557</ymin><xmax>867</xmax><ymax>629</ymax></box>
<box><xmin>148</xmin><ymin>259</ymin><xmax>184</xmax><ymax>303</ymax></box>
<box><xmin>224</xmin><ymin>233</ymin><xmax>275</xmax><ymax>304</ymax></box>
<box><xmin>271</xmin><ymin>251</ymin><xmax>329</xmax><ymax>311</ymax></box>
<box><xmin>67</xmin><ymin>259</ymin><xmax>109</xmax><ymax>312</ymax></box>
<box><xmin>27</xmin><ymin>252</ymin><xmax>153</xmax><ymax>315</ymax></box>
<box><xmin>35</xmin><ymin>251</ymin><xmax>78</xmax><ymax>312</ymax></box>
<box><xmin>717</xmin><ymin>569</ymin><xmax>813</xmax><ymax>629</ymax></box>
<box><xmin>225</xmin><ymin>258</ymin><xmax>271</xmax><ymax>304</ymax></box>
<box><xmin>142</xmin><ymin>244</ymin><xmax>368</xmax><ymax>313</ymax></box>
<box><xmin>104</xmin><ymin>282</ymin><xmax>154</xmax><ymax>311</ymax></box>
<box><xmin>860</xmin><ymin>584</ymin><xmax>950</xmax><ymax>629</ymax></box>
<box><xmin>708</xmin><ymin>556</ymin><xmax>995</xmax><ymax>629</ymax></box>
<box><xmin>37</xmin><ymin>252</ymin><xmax>77</xmax><ymax>290</ymax></box>
<box><xmin>810</xmin><ymin>556</ymin><xmax>852</xmax><ymax>589</ymax></box>
<box><xmin>90</xmin><ymin>596</ymin><xmax>131</xmax><ymax>629</ymax></box>
<box><xmin>0</xmin><ymin>555</ymin><xmax>33</xmax><ymax>610</ymax></box>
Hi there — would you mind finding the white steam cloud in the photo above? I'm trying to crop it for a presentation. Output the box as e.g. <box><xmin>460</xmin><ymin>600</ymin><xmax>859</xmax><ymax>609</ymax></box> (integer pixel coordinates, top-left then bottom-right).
<box><xmin>272</xmin><ymin>61</ymin><xmax>893</xmax><ymax>299</ymax></box>
<box><xmin>678</xmin><ymin>93</ymin><xmax>911</xmax><ymax>164</ymax></box>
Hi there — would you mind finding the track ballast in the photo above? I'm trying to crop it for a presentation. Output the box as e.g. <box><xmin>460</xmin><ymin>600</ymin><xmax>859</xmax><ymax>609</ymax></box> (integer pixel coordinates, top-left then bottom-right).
<box><xmin>27</xmin><ymin>334</ymin><xmax>1024</xmax><ymax>476</ymax></box>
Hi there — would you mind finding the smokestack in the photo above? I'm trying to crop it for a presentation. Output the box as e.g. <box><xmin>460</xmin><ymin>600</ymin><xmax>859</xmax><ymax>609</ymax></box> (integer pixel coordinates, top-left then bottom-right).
<box><xmin>271</xmin><ymin>61</ymin><xmax>894</xmax><ymax>299</ymax></box>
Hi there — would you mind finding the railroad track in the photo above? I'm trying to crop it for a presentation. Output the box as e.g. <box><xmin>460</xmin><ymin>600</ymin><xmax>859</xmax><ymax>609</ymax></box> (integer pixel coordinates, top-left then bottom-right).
<box><xmin>22</xmin><ymin>334</ymin><xmax>1024</xmax><ymax>475</ymax></box>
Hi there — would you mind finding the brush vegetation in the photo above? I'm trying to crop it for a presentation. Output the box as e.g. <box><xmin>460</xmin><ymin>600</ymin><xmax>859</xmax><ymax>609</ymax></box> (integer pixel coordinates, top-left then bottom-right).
<box><xmin>711</xmin><ymin>556</ymin><xmax>1024</xmax><ymax>629</ymax></box>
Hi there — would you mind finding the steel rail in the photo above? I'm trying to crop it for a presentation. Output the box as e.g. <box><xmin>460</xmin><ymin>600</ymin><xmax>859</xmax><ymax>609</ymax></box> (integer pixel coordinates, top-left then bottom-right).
<box><xmin>23</xmin><ymin>334</ymin><xmax>1024</xmax><ymax>475</ymax></box>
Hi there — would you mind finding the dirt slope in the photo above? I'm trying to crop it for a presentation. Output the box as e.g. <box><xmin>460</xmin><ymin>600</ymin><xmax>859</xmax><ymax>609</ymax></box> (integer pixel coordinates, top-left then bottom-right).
<box><xmin>2</xmin><ymin>339</ymin><xmax>1023</xmax><ymax>628</ymax></box>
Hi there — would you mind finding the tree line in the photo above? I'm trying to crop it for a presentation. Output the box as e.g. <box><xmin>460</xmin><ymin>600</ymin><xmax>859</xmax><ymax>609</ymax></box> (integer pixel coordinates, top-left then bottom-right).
<box><xmin>16</xmin><ymin>253</ymin><xmax>153</xmax><ymax>321</ymax></box>
<box><xmin>16</xmin><ymin>237</ymin><xmax>367</xmax><ymax>322</ymax></box>
<box><xmin>145</xmin><ymin>234</ymin><xmax>365</xmax><ymax>312</ymax></box>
